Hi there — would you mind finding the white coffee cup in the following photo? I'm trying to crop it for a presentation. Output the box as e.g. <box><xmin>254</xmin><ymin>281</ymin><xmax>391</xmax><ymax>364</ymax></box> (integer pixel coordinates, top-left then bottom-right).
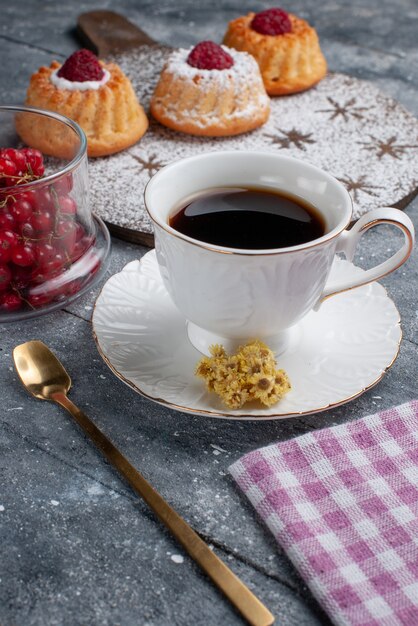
<box><xmin>145</xmin><ymin>151</ymin><xmax>414</xmax><ymax>355</ymax></box>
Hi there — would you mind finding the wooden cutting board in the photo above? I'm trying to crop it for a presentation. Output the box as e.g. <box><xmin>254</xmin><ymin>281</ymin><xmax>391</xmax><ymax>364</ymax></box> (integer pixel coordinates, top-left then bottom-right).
<box><xmin>78</xmin><ymin>10</ymin><xmax>418</xmax><ymax>247</ymax></box>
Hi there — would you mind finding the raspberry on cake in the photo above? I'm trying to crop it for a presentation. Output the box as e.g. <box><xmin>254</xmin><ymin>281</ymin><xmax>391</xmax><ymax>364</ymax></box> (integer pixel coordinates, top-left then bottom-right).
<box><xmin>187</xmin><ymin>41</ymin><xmax>234</xmax><ymax>70</ymax></box>
<box><xmin>18</xmin><ymin>49</ymin><xmax>148</xmax><ymax>158</ymax></box>
<box><xmin>251</xmin><ymin>8</ymin><xmax>292</xmax><ymax>35</ymax></box>
<box><xmin>223</xmin><ymin>8</ymin><xmax>327</xmax><ymax>95</ymax></box>
<box><xmin>57</xmin><ymin>48</ymin><xmax>105</xmax><ymax>82</ymax></box>
<box><xmin>150</xmin><ymin>41</ymin><xmax>270</xmax><ymax>137</ymax></box>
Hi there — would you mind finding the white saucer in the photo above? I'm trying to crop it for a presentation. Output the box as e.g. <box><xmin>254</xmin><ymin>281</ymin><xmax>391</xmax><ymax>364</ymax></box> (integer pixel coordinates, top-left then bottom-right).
<box><xmin>92</xmin><ymin>251</ymin><xmax>401</xmax><ymax>420</ymax></box>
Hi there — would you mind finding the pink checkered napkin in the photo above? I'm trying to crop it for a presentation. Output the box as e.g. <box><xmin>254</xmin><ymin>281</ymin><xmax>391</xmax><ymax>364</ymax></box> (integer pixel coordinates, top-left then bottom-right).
<box><xmin>229</xmin><ymin>401</ymin><xmax>418</xmax><ymax>626</ymax></box>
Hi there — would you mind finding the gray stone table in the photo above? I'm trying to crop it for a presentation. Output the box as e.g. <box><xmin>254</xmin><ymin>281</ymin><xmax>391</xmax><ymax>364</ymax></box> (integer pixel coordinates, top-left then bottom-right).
<box><xmin>0</xmin><ymin>1</ymin><xmax>417</xmax><ymax>625</ymax></box>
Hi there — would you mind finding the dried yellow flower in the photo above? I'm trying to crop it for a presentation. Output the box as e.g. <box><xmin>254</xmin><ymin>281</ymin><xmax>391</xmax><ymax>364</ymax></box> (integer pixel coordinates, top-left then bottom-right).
<box><xmin>195</xmin><ymin>340</ymin><xmax>291</xmax><ymax>409</ymax></box>
<box><xmin>209</xmin><ymin>344</ymin><xmax>227</xmax><ymax>359</ymax></box>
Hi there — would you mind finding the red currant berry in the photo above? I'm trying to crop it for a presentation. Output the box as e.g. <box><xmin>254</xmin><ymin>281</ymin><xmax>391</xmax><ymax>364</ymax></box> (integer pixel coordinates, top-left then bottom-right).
<box><xmin>0</xmin><ymin>263</ymin><xmax>12</xmax><ymax>291</ymax></box>
<box><xmin>22</xmin><ymin>148</ymin><xmax>45</xmax><ymax>177</ymax></box>
<box><xmin>1</xmin><ymin>148</ymin><xmax>27</xmax><ymax>174</ymax></box>
<box><xmin>59</xmin><ymin>196</ymin><xmax>77</xmax><ymax>216</ymax></box>
<box><xmin>19</xmin><ymin>221</ymin><xmax>36</xmax><ymax>239</ymax></box>
<box><xmin>18</xmin><ymin>190</ymin><xmax>37</xmax><ymax>208</ymax></box>
<box><xmin>0</xmin><ymin>229</ymin><xmax>18</xmax><ymax>263</ymax></box>
<box><xmin>0</xmin><ymin>158</ymin><xmax>17</xmax><ymax>187</ymax></box>
<box><xmin>9</xmin><ymin>197</ymin><xmax>33</xmax><ymax>223</ymax></box>
<box><xmin>74</xmin><ymin>222</ymin><xmax>86</xmax><ymax>241</ymax></box>
<box><xmin>0</xmin><ymin>290</ymin><xmax>23</xmax><ymax>311</ymax></box>
<box><xmin>30</xmin><ymin>268</ymin><xmax>48</xmax><ymax>284</ymax></box>
<box><xmin>29</xmin><ymin>210</ymin><xmax>54</xmax><ymax>233</ymax></box>
<box><xmin>11</xmin><ymin>243</ymin><xmax>35</xmax><ymax>267</ymax></box>
<box><xmin>55</xmin><ymin>218</ymin><xmax>73</xmax><ymax>237</ymax></box>
<box><xmin>11</xmin><ymin>265</ymin><xmax>32</xmax><ymax>290</ymax></box>
<box><xmin>27</xmin><ymin>292</ymin><xmax>53</xmax><ymax>308</ymax></box>
<box><xmin>71</xmin><ymin>238</ymin><xmax>90</xmax><ymax>262</ymax></box>
<box><xmin>43</xmin><ymin>253</ymin><xmax>65</xmax><ymax>278</ymax></box>
<box><xmin>34</xmin><ymin>187</ymin><xmax>54</xmax><ymax>212</ymax></box>
<box><xmin>55</xmin><ymin>218</ymin><xmax>77</xmax><ymax>254</ymax></box>
<box><xmin>0</xmin><ymin>157</ymin><xmax>10</xmax><ymax>173</ymax></box>
<box><xmin>53</xmin><ymin>174</ymin><xmax>73</xmax><ymax>196</ymax></box>
<box><xmin>83</xmin><ymin>234</ymin><xmax>95</xmax><ymax>249</ymax></box>
<box><xmin>0</xmin><ymin>211</ymin><xmax>16</xmax><ymax>230</ymax></box>
<box><xmin>35</xmin><ymin>242</ymin><xmax>56</xmax><ymax>267</ymax></box>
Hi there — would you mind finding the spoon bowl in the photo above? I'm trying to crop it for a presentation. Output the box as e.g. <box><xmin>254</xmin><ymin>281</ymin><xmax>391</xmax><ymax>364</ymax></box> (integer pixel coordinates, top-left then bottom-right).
<box><xmin>13</xmin><ymin>340</ymin><xmax>71</xmax><ymax>400</ymax></box>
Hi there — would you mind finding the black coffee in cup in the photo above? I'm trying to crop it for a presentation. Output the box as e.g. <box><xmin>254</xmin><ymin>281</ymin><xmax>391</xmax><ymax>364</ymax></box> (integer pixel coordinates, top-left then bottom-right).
<box><xmin>169</xmin><ymin>187</ymin><xmax>325</xmax><ymax>249</ymax></box>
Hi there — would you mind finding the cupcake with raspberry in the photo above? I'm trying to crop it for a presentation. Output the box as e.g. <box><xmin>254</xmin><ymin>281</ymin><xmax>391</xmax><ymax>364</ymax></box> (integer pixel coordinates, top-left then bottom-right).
<box><xmin>150</xmin><ymin>41</ymin><xmax>270</xmax><ymax>136</ymax></box>
<box><xmin>19</xmin><ymin>49</ymin><xmax>148</xmax><ymax>157</ymax></box>
<box><xmin>223</xmin><ymin>8</ymin><xmax>327</xmax><ymax>95</ymax></box>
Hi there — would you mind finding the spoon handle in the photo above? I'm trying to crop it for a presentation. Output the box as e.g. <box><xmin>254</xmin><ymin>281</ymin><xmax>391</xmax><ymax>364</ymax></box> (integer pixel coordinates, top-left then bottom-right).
<box><xmin>51</xmin><ymin>391</ymin><xmax>274</xmax><ymax>626</ymax></box>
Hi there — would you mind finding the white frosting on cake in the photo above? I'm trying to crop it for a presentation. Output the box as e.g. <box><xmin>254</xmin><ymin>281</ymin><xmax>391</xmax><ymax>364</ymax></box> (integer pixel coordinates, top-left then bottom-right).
<box><xmin>50</xmin><ymin>68</ymin><xmax>111</xmax><ymax>91</ymax></box>
<box><xmin>166</xmin><ymin>46</ymin><xmax>255</xmax><ymax>79</ymax></box>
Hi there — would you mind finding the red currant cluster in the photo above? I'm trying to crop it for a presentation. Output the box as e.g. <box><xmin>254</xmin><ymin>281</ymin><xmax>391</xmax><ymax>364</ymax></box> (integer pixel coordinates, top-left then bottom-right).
<box><xmin>0</xmin><ymin>147</ymin><xmax>44</xmax><ymax>187</ymax></box>
<box><xmin>0</xmin><ymin>147</ymin><xmax>98</xmax><ymax>313</ymax></box>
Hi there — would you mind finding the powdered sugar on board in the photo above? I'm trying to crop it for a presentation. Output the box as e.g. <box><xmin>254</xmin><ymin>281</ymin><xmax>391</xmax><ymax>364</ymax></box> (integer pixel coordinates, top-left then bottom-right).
<box><xmin>88</xmin><ymin>45</ymin><xmax>418</xmax><ymax>236</ymax></box>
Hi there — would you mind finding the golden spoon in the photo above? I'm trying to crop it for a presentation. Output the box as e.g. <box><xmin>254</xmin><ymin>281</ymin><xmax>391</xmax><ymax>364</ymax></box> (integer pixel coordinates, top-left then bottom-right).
<box><xmin>13</xmin><ymin>340</ymin><xmax>274</xmax><ymax>626</ymax></box>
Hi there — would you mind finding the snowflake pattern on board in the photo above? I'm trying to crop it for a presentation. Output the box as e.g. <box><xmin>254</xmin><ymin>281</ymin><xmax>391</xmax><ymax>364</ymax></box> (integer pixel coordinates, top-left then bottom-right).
<box><xmin>88</xmin><ymin>45</ymin><xmax>418</xmax><ymax>235</ymax></box>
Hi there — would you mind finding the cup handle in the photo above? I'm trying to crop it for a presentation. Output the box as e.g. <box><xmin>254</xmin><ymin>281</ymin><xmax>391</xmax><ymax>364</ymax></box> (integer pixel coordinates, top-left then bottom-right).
<box><xmin>318</xmin><ymin>207</ymin><xmax>415</xmax><ymax>306</ymax></box>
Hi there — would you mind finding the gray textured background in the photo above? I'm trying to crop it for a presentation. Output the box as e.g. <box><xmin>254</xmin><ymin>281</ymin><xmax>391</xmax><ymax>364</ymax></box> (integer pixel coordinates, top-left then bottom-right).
<box><xmin>0</xmin><ymin>1</ymin><xmax>417</xmax><ymax>625</ymax></box>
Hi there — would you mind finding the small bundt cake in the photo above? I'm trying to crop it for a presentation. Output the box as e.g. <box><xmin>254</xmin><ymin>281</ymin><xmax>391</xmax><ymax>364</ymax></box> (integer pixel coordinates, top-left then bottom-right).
<box><xmin>19</xmin><ymin>49</ymin><xmax>148</xmax><ymax>157</ymax></box>
<box><xmin>223</xmin><ymin>8</ymin><xmax>327</xmax><ymax>96</ymax></box>
<box><xmin>150</xmin><ymin>41</ymin><xmax>270</xmax><ymax>136</ymax></box>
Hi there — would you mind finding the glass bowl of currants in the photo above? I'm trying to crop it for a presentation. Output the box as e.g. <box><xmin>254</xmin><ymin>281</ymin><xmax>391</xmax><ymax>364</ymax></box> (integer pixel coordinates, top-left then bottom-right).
<box><xmin>0</xmin><ymin>105</ymin><xmax>110</xmax><ymax>321</ymax></box>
